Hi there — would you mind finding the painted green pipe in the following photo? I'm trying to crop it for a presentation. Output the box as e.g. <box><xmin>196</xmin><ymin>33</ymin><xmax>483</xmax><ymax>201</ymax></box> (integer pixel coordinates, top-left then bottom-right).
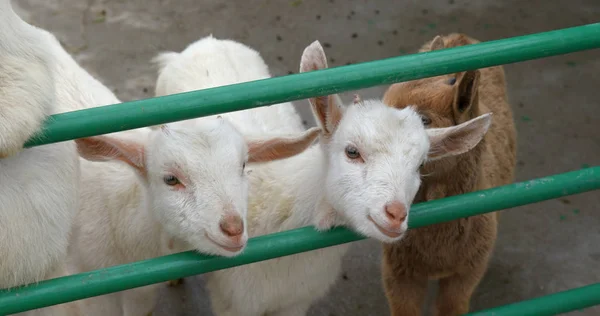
<box><xmin>466</xmin><ymin>282</ymin><xmax>600</xmax><ymax>316</ymax></box>
<box><xmin>0</xmin><ymin>167</ymin><xmax>598</xmax><ymax>314</ymax></box>
<box><xmin>25</xmin><ymin>23</ymin><xmax>600</xmax><ymax>147</ymax></box>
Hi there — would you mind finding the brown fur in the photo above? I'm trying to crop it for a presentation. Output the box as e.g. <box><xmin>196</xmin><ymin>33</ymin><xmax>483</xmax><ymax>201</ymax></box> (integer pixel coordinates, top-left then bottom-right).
<box><xmin>381</xmin><ymin>33</ymin><xmax>517</xmax><ymax>316</ymax></box>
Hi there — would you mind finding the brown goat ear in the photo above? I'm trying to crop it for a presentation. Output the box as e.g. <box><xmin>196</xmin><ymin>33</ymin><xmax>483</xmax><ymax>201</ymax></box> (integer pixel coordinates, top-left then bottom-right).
<box><xmin>430</xmin><ymin>36</ymin><xmax>445</xmax><ymax>51</ymax></box>
<box><xmin>453</xmin><ymin>70</ymin><xmax>480</xmax><ymax>120</ymax></box>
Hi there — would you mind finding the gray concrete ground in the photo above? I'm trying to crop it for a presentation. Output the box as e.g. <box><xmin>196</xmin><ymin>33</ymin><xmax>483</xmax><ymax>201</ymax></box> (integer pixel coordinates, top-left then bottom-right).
<box><xmin>14</xmin><ymin>0</ymin><xmax>600</xmax><ymax>315</ymax></box>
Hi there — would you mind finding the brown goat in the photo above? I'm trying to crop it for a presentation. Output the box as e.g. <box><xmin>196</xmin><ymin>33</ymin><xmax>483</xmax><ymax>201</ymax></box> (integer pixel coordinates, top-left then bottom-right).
<box><xmin>381</xmin><ymin>33</ymin><xmax>517</xmax><ymax>316</ymax></box>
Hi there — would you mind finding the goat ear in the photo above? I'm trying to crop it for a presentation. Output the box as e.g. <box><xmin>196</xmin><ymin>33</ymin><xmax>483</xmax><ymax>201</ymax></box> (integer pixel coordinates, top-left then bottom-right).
<box><xmin>430</xmin><ymin>35</ymin><xmax>445</xmax><ymax>51</ymax></box>
<box><xmin>426</xmin><ymin>113</ymin><xmax>492</xmax><ymax>160</ymax></box>
<box><xmin>453</xmin><ymin>70</ymin><xmax>480</xmax><ymax>116</ymax></box>
<box><xmin>75</xmin><ymin>136</ymin><xmax>146</xmax><ymax>175</ymax></box>
<box><xmin>299</xmin><ymin>41</ymin><xmax>344</xmax><ymax>136</ymax></box>
<box><xmin>247</xmin><ymin>127</ymin><xmax>321</xmax><ymax>163</ymax></box>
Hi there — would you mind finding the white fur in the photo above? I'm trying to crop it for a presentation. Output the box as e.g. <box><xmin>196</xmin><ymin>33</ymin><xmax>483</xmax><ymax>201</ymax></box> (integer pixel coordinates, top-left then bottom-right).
<box><xmin>0</xmin><ymin>0</ymin><xmax>78</xmax><ymax>290</ymax></box>
<box><xmin>153</xmin><ymin>35</ymin><xmax>306</xmax><ymax>136</ymax></box>
<box><xmin>0</xmin><ymin>1</ymin><xmax>126</xmax><ymax>315</ymax></box>
<box><xmin>153</xmin><ymin>36</ymin><xmax>493</xmax><ymax>316</ymax></box>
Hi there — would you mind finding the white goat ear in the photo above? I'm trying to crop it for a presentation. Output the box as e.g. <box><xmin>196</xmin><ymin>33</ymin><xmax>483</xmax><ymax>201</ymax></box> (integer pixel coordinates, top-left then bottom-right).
<box><xmin>300</xmin><ymin>40</ymin><xmax>328</xmax><ymax>73</ymax></box>
<box><xmin>299</xmin><ymin>41</ymin><xmax>344</xmax><ymax>136</ymax></box>
<box><xmin>430</xmin><ymin>35</ymin><xmax>445</xmax><ymax>51</ymax></box>
<box><xmin>426</xmin><ymin>113</ymin><xmax>492</xmax><ymax>160</ymax></box>
<box><xmin>75</xmin><ymin>136</ymin><xmax>146</xmax><ymax>175</ymax></box>
<box><xmin>247</xmin><ymin>127</ymin><xmax>321</xmax><ymax>163</ymax></box>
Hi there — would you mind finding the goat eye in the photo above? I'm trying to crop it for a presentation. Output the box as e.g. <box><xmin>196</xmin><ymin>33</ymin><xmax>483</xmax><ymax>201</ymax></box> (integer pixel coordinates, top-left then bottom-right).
<box><xmin>447</xmin><ymin>77</ymin><xmax>457</xmax><ymax>85</ymax></box>
<box><xmin>345</xmin><ymin>146</ymin><xmax>361</xmax><ymax>160</ymax></box>
<box><xmin>163</xmin><ymin>175</ymin><xmax>180</xmax><ymax>186</ymax></box>
<box><xmin>421</xmin><ymin>116</ymin><xmax>432</xmax><ymax>125</ymax></box>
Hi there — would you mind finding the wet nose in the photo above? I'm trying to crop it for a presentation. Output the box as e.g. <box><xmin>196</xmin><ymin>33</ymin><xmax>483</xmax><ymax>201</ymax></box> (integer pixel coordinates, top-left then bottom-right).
<box><xmin>219</xmin><ymin>214</ymin><xmax>244</xmax><ymax>238</ymax></box>
<box><xmin>384</xmin><ymin>201</ymin><xmax>408</xmax><ymax>229</ymax></box>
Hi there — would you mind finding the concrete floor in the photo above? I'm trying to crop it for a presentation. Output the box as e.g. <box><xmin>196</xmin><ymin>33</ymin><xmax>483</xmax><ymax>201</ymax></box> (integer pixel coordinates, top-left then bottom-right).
<box><xmin>14</xmin><ymin>0</ymin><xmax>600</xmax><ymax>315</ymax></box>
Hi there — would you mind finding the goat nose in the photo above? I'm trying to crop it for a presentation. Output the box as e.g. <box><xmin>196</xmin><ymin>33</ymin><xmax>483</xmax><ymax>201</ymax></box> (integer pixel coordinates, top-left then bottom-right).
<box><xmin>384</xmin><ymin>201</ymin><xmax>408</xmax><ymax>228</ymax></box>
<box><xmin>219</xmin><ymin>214</ymin><xmax>244</xmax><ymax>237</ymax></box>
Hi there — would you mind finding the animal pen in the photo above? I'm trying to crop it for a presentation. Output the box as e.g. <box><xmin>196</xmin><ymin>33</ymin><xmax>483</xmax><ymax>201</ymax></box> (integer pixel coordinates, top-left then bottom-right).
<box><xmin>1</xmin><ymin>23</ymin><xmax>599</xmax><ymax>316</ymax></box>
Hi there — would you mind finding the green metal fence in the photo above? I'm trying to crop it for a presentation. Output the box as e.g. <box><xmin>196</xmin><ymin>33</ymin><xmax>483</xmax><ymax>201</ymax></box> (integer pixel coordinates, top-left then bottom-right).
<box><xmin>1</xmin><ymin>23</ymin><xmax>599</xmax><ymax>315</ymax></box>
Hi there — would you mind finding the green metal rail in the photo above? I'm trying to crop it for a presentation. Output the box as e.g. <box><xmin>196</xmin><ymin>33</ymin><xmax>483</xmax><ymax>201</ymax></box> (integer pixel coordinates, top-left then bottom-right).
<box><xmin>2</xmin><ymin>23</ymin><xmax>599</xmax><ymax>315</ymax></box>
<box><xmin>1</xmin><ymin>167</ymin><xmax>599</xmax><ymax>314</ymax></box>
<box><xmin>24</xmin><ymin>23</ymin><xmax>600</xmax><ymax>147</ymax></box>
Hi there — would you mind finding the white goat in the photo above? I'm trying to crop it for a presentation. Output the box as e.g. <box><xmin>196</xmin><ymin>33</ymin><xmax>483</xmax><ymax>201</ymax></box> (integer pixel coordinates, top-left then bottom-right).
<box><xmin>69</xmin><ymin>110</ymin><xmax>320</xmax><ymax>316</ymax></box>
<box><xmin>153</xmin><ymin>37</ymin><xmax>492</xmax><ymax>316</ymax></box>
<box><xmin>0</xmin><ymin>1</ymin><xmax>125</xmax><ymax>314</ymax></box>
<box><xmin>0</xmin><ymin>0</ymin><xmax>79</xmax><ymax>292</ymax></box>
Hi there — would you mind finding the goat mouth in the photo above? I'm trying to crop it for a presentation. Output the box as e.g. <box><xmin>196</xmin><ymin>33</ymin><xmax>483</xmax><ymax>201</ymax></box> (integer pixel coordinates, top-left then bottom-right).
<box><xmin>204</xmin><ymin>233</ymin><xmax>245</xmax><ymax>253</ymax></box>
<box><xmin>367</xmin><ymin>215</ymin><xmax>403</xmax><ymax>238</ymax></box>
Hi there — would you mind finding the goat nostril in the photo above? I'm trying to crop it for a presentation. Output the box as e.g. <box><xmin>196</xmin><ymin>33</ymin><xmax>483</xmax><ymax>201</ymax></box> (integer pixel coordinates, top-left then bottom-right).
<box><xmin>219</xmin><ymin>216</ymin><xmax>244</xmax><ymax>237</ymax></box>
<box><xmin>385</xmin><ymin>207</ymin><xmax>397</xmax><ymax>220</ymax></box>
<box><xmin>384</xmin><ymin>202</ymin><xmax>407</xmax><ymax>224</ymax></box>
